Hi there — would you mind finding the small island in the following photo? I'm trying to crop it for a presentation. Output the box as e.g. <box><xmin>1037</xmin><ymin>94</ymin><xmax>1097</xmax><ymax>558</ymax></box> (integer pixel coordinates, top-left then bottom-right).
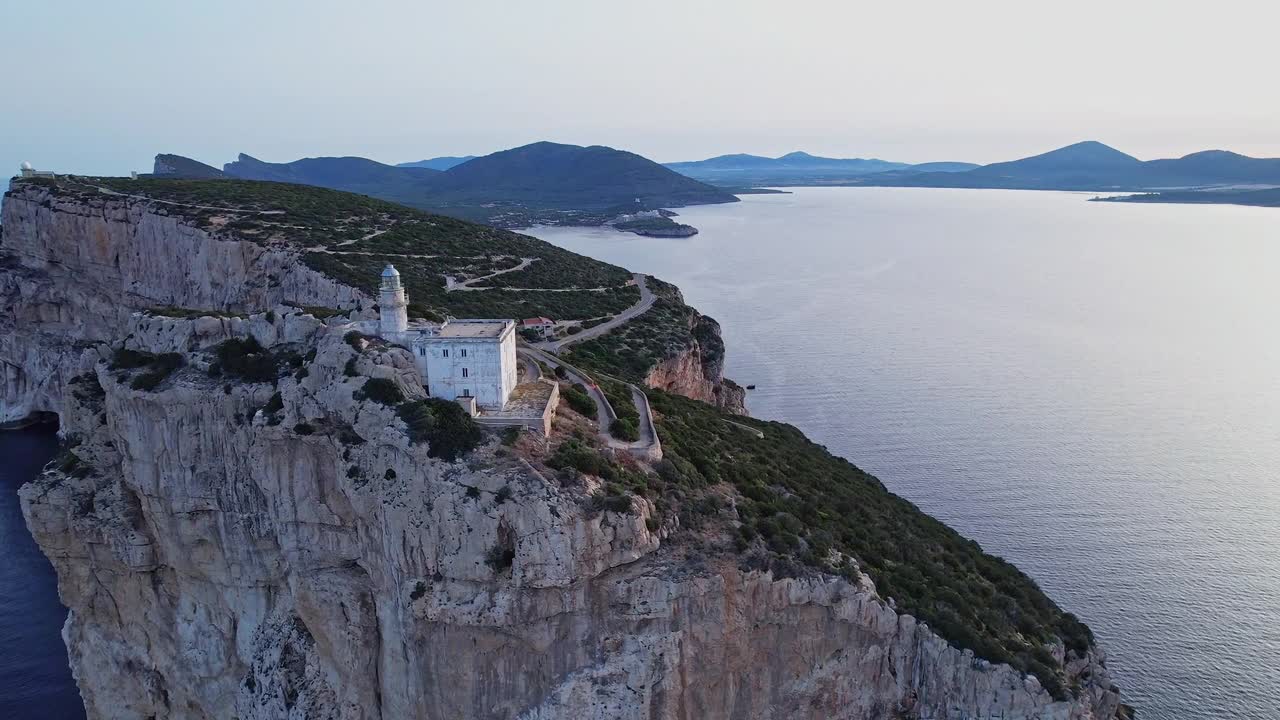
<box><xmin>609</xmin><ymin>209</ymin><xmax>699</xmax><ymax>237</ymax></box>
<box><xmin>1091</xmin><ymin>187</ymin><xmax>1280</xmax><ymax>208</ymax></box>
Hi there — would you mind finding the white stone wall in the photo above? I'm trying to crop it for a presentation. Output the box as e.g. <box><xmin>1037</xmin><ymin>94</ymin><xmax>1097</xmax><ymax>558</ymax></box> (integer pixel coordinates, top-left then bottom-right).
<box><xmin>412</xmin><ymin>325</ymin><xmax>516</xmax><ymax>409</ymax></box>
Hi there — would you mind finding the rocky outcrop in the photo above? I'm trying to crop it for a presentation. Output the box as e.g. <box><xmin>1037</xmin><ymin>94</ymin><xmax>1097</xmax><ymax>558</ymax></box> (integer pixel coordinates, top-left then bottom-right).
<box><xmin>644</xmin><ymin>314</ymin><xmax>747</xmax><ymax>414</ymax></box>
<box><xmin>4</xmin><ymin>180</ymin><xmax>1124</xmax><ymax>719</ymax></box>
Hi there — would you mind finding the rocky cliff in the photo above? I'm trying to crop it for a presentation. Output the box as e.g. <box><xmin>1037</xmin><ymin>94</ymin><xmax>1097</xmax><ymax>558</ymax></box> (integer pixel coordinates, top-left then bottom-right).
<box><xmin>643</xmin><ymin>314</ymin><xmax>746</xmax><ymax>414</ymax></box>
<box><xmin>3</xmin><ymin>178</ymin><xmax>1126</xmax><ymax>719</ymax></box>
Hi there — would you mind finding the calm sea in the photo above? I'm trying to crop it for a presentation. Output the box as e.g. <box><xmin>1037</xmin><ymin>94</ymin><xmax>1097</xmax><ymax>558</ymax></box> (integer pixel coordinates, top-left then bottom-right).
<box><xmin>0</xmin><ymin>427</ymin><xmax>84</xmax><ymax>719</ymax></box>
<box><xmin>529</xmin><ymin>187</ymin><xmax>1280</xmax><ymax>720</ymax></box>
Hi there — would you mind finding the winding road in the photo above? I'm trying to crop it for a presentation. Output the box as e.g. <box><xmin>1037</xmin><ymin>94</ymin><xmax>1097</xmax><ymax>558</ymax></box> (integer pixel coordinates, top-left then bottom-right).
<box><xmin>535</xmin><ymin>273</ymin><xmax>655</xmax><ymax>353</ymax></box>
<box><xmin>519</xmin><ymin>347</ymin><xmax>661</xmax><ymax>460</ymax></box>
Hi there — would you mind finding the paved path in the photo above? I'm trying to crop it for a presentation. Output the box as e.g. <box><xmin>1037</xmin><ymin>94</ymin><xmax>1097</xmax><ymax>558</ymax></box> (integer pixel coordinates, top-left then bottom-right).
<box><xmin>517</xmin><ymin>352</ymin><xmax>542</xmax><ymax>384</ymax></box>
<box><xmin>535</xmin><ymin>274</ymin><xmax>655</xmax><ymax>353</ymax></box>
<box><xmin>447</xmin><ymin>257</ymin><xmax>538</xmax><ymax>291</ymax></box>
<box><xmin>519</xmin><ymin>347</ymin><xmax>661</xmax><ymax>460</ymax></box>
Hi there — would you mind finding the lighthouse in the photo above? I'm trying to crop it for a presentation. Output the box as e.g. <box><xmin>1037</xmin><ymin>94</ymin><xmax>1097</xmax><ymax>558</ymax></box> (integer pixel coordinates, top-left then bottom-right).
<box><xmin>379</xmin><ymin>264</ymin><xmax>409</xmax><ymax>336</ymax></box>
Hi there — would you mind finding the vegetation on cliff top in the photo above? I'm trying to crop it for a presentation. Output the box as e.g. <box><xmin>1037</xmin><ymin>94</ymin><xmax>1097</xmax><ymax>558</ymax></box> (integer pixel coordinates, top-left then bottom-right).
<box><xmin>26</xmin><ymin>176</ymin><xmax>646</xmax><ymax>323</ymax></box>
<box><xmin>564</xmin><ymin>278</ymin><xmax>704</xmax><ymax>381</ymax></box>
<box><xmin>644</xmin><ymin>389</ymin><xmax>1091</xmax><ymax>700</ymax></box>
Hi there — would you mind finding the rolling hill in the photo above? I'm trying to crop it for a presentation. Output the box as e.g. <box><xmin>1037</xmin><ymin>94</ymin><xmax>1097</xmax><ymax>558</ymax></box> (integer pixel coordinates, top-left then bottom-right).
<box><xmin>867</xmin><ymin>141</ymin><xmax>1280</xmax><ymax>191</ymax></box>
<box><xmin>667</xmin><ymin>151</ymin><xmax>976</xmax><ymax>186</ymax></box>
<box><xmin>396</xmin><ymin>155</ymin><xmax>477</xmax><ymax>171</ymax></box>
<box><xmin>151</xmin><ymin>142</ymin><xmax>737</xmax><ymax>227</ymax></box>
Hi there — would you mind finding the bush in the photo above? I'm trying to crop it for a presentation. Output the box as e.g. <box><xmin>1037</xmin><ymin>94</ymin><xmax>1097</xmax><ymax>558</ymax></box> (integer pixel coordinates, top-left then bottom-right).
<box><xmin>344</xmin><ymin>330</ymin><xmax>366</xmax><ymax>349</ymax></box>
<box><xmin>485</xmin><ymin>543</ymin><xmax>515</xmax><ymax>572</ymax></box>
<box><xmin>396</xmin><ymin>399</ymin><xmax>482</xmax><ymax>461</ymax></box>
<box><xmin>293</xmin><ymin>422</ymin><xmax>315</xmax><ymax>435</ymax></box>
<box><xmin>264</xmin><ymin>392</ymin><xmax>284</xmax><ymax>413</ymax></box>
<box><xmin>501</xmin><ymin>427</ymin><xmax>521</xmax><ymax>446</ymax></box>
<box><xmin>592</xmin><ymin>491</ymin><xmax>633</xmax><ymax>514</ymax></box>
<box><xmin>495</xmin><ymin>485</ymin><xmax>513</xmax><ymax>504</ymax></box>
<box><xmin>214</xmin><ymin>337</ymin><xmax>279</xmax><ymax>383</ymax></box>
<box><xmin>344</xmin><ymin>357</ymin><xmax>359</xmax><ymax>377</ymax></box>
<box><xmin>124</xmin><ymin>352</ymin><xmax>184</xmax><ymax>391</ymax></box>
<box><xmin>546</xmin><ymin>439</ymin><xmax>613</xmax><ymax>478</ymax></box>
<box><xmin>611</xmin><ymin>416</ymin><xmax>640</xmax><ymax>442</ymax></box>
<box><xmin>355</xmin><ymin>377</ymin><xmax>404</xmax><ymax>406</ymax></box>
<box><xmin>110</xmin><ymin>348</ymin><xmax>155</xmax><ymax>370</ymax></box>
<box><xmin>561</xmin><ymin>384</ymin><xmax>596</xmax><ymax>418</ymax></box>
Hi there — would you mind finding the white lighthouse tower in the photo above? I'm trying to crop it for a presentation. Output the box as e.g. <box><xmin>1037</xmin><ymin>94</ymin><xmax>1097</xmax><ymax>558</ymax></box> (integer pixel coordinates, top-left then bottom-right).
<box><xmin>379</xmin><ymin>264</ymin><xmax>409</xmax><ymax>336</ymax></box>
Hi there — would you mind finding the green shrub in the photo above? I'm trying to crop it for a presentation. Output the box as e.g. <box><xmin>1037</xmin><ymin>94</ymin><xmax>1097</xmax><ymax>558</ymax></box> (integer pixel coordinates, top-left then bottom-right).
<box><xmin>110</xmin><ymin>348</ymin><xmax>155</xmax><ymax>370</ymax></box>
<box><xmin>485</xmin><ymin>543</ymin><xmax>515</xmax><ymax>572</ymax></box>
<box><xmin>495</xmin><ymin>485</ymin><xmax>513</xmax><ymax>504</ymax></box>
<box><xmin>214</xmin><ymin>337</ymin><xmax>278</xmax><ymax>383</ymax></box>
<box><xmin>124</xmin><ymin>352</ymin><xmax>183</xmax><ymax>391</ymax></box>
<box><xmin>293</xmin><ymin>422</ymin><xmax>315</xmax><ymax>435</ymax></box>
<box><xmin>561</xmin><ymin>384</ymin><xmax>596</xmax><ymax>418</ymax></box>
<box><xmin>355</xmin><ymin>378</ymin><xmax>404</xmax><ymax>406</ymax></box>
<box><xmin>343</xmin><ymin>330</ymin><xmax>366</xmax><ymax>349</ymax></box>
<box><xmin>264</xmin><ymin>392</ymin><xmax>284</xmax><ymax>413</ymax></box>
<box><xmin>500</xmin><ymin>427</ymin><xmax>521</xmax><ymax>446</ymax></box>
<box><xmin>546</xmin><ymin>439</ymin><xmax>612</xmax><ymax>478</ymax></box>
<box><xmin>344</xmin><ymin>357</ymin><xmax>359</xmax><ymax>377</ymax></box>
<box><xmin>396</xmin><ymin>399</ymin><xmax>482</xmax><ymax>461</ymax></box>
<box><xmin>611</xmin><ymin>416</ymin><xmax>640</xmax><ymax>442</ymax></box>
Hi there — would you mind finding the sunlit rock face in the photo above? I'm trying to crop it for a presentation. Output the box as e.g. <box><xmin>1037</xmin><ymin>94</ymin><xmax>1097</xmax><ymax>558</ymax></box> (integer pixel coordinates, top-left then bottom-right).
<box><xmin>5</xmin><ymin>183</ymin><xmax>1123</xmax><ymax>719</ymax></box>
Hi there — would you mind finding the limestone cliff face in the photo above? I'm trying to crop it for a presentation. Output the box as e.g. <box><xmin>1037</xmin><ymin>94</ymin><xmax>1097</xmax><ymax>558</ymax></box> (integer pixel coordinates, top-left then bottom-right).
<box><xmin>0</xmin><ymin>182</ymin><xmax>363</xmax><ymax>425</ymax></box>
<box><xmin>4</xmin><ymin>182</ymin><xmax>1124</xmax><ymax>719</ymax></box>
<box><xmin>645</xmin><ymin>309</ymin><xmax>748</xmax><ymax>415</ymax></box>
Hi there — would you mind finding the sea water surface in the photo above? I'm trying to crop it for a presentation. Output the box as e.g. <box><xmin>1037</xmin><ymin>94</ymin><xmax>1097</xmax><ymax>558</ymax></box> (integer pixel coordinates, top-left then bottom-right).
<box><xmin>529</xmin><ymin>187</ymin><xmax>1280</xmax><ymax>720</ymax></box>
<box><xmin>0</xmin><ymin>427</ymin><xmax>85</xmax><ymax>719</ymax></box>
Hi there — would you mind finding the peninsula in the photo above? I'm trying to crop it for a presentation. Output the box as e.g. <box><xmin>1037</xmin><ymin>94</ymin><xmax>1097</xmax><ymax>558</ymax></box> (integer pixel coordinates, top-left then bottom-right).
<box><xmin>2</xmin><ymin>171</ymin><xmax>1129</xmax><ymax>719</ymax></box>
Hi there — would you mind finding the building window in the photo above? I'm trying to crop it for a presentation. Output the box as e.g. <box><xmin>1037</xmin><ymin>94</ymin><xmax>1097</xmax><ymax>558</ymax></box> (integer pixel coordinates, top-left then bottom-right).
<box><xmin>442</xmin><ymin>349</ymin><xmax>449</xmax><ymax>358</ymax></box>
<box><xmin>462</xmin><ymin>389</ymin><xmax>471</xmax><ymax>397</ymax></box>
<box><xmin>460</xmin><ymin>348</ymin><xmax>467</xmax><ymax>358</ymax></box>
<box><xmin>417</xmin><ymin>347</ymin><xmax>425</xmax><ymax>356</ymax></box>
<box><xmin>461</xmin><ymin>368</ymin><xmax>469</xmax><ymax>378</ymax></box>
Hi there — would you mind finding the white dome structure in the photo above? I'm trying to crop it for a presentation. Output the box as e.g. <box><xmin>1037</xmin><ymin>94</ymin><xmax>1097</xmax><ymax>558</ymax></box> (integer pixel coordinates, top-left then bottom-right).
<box><xmin>382</xmin><ymin>264</ymin><xmax>400</xmax><ymax>278</ymax></box>
<box><xmin>21</xmin><ymin>161</ymin><xmax>33</xmax><ymax>170</ymax></box>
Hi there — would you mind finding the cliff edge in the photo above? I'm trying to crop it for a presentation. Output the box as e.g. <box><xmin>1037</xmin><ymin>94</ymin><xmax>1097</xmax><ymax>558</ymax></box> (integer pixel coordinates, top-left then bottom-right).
<box><xmin>2</xmin><ymin>177</ymin><xmax>1127</xmax><ymax>719</ymax></box>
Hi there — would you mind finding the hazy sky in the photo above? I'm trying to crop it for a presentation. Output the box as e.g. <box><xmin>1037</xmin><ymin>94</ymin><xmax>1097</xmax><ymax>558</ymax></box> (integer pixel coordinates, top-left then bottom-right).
<box><xmin>5</xmin><ymin>0</ymin><xmax>1278</xmax><ymax>176</ymax></box>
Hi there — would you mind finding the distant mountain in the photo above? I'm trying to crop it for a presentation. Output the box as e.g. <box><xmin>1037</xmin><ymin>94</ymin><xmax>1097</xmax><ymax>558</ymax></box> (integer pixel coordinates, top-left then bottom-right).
<box><xmin>438</xmin><ymin>141</ymin><xmax>736</xmax><ymax>209</ymax></box>
<box><xmin>397</xmin><ymin>156</ymin><xmax>477</xmax><ymax>171</ymax></box>
<box><xmin>667</xmin><ymin>151</ymin><xmax>975</xmax><ymax>186</ymax></box>
<box><xmin>865</xmin><ymin>141</ymin><xmax>1280</xmax><ymax>191</ymax></box>
<box><xmin>150</xmin><ymin>154</ymin><xmax>225</xmax><ymax>179</ymax></box>
<box><xmin>222</xmin><ymin>154</ymin><xmax>442</xmax><ymax>208</ymax></box>
<box><xmin>202</xmin><ymin>142</ymin><xmax>735</xmax><ymax>226</ymax></box>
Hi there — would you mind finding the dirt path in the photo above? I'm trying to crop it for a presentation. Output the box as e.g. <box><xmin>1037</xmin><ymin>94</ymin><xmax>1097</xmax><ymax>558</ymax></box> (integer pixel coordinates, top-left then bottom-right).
<box><xmin>447</xmin><ymin>257</ymin><xmax>538</xmax><ymax>291</ymax></box>
<box><xmin>535</xmin><ymin>274</ymin><xmax>654</xmax><ymax>352</ymax></box>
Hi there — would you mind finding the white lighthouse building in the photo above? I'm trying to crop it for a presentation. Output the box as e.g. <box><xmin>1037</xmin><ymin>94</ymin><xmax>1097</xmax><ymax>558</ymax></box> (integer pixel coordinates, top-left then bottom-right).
<box><xmin>375</xmin><ymin>264</ymin><xmax>518</xmax><ymax>411</ymax></box>
<box><xmin>379</xmin><ymin>265</ymin><xmax>409</xmax><ymax>335</ymax></box>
